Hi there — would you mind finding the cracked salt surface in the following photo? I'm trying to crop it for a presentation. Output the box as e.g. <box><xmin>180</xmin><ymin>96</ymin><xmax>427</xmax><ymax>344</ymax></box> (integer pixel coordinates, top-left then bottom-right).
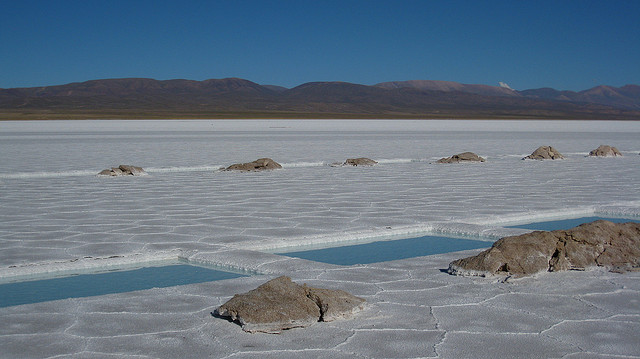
<box><xmin>1</xmin><ymin>119</ymin><xmax>640</xmax><ymax>358</ymax></box>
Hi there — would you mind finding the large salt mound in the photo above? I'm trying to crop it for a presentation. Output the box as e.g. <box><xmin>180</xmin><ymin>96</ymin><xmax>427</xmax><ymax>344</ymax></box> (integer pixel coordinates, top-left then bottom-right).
<box><xmin>224</xmin><ymin>158</ymin><xmax>282</xmax><ymax>171</ymax></box>
<box><xmin>448</xmin><ymin>220</ymin><xmax>640</xmax><ymax>277</ymax></box>
<box><xmin>215</xmin><ymin>276</ymin><xmax>366</xmax><ymax>333</ymax></box>
<box><xmin>436</xmin><ymin>152</ymin><xmax>485</xmax><ymax>163</ymax></box>
<box><xmin>522</xmin><ymin>146</ymin><xmax>564</xmax><ymax>160</ymax></box>
<box><xmin>589</xmin><ymin>145</ymin><xmax>622</xmax><ymax>157</ymax></box>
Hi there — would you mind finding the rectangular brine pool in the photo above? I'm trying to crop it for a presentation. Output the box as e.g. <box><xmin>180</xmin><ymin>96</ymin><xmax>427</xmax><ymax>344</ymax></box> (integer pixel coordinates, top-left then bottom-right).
<box><xmin>0</xmin><ymin>261</ymin><xmax>248</xmax><ymax>308</ymax></box>
<box><xmin>275</xmin><ymin>216</ymin><xmax>640</xmax><ymax>266</ymax></box>
<box><xmin>506</xmin><ymin>216</ymin><xmax>640</xmax><ymax>231</ymax></box>
<box><xmin>276</xmin><ymin>234</ymin><xmax>492</xmax><ymax>266</ymax></box>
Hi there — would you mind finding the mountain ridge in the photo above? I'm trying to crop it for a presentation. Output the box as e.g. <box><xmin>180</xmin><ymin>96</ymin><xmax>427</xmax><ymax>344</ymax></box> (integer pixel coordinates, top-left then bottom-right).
<box><xmin>520</xmin><ymin>84</ymin><xmax>640</xmax><ymax>110</ymax></box>
<box><xmin>1</xmin><ymin>77</ymin><xmax>638</xmax><ymax>120</ymax></box>
<box><xmin>375</xmin><ymin>80</ymin><xmax>520</xmax><ymax>98</ymax></box>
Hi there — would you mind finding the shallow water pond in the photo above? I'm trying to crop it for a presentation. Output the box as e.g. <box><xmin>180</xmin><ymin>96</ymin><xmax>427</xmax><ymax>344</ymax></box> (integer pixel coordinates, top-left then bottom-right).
<box><xmin>0</xmin><ymin>264</ymin><xmax>247</xmax><ymax>308</ymax></box>
<box><xmin>277</xmin><ymin>235</ymin><xmax>491</xmax><ymax>265</ymax></box>
<box><xmin>506</xmin><ymin>216</ymin><xmax>640</xmax><ymax>231</ymax></box>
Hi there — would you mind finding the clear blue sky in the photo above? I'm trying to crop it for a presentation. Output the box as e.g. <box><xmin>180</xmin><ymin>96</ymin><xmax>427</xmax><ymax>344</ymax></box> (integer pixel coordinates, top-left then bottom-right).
<box><xmin>1</xmin><ymin>0</ymin><xmax>639</xmax><ymax>91</ymax></box>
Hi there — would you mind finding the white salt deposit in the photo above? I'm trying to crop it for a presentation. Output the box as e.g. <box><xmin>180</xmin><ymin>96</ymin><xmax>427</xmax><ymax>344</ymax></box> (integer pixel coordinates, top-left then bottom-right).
<box><xmin>0</xmin><ymin>119</ymin><xmax>639</xmax><ymax>358</ymax></box>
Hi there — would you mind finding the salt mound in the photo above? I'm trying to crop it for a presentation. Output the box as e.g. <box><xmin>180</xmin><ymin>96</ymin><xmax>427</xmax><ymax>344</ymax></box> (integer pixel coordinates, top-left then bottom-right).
<box><xmin>98</xmin><ymin>164</ymin><xmax>146</xmax><ymax>176</ymax></box>
<box><xmin>343</xmin><ymin>158</ymin><xmax>378</xmax><ymax>166</ymax></box>
<box><xmin>448</xmin><ymin>220</ymin><xmax>640</xmax><ymax>277</ymax></box>
<box><xmin>215</xmin><ymin>276</ymin><xmax>365</xmax><ymax>333</ymax></box>
<box><xmin>436</xmin><ymin>152</ymin><xmax>485</xmax><ymax>163</ymax></box>
<box><xmin>523</xmin><ymin>146</ymin><xmax>564</xmax><ymax>160</ymax></box>
<box><xmin>224</xmin><ymin>158</ymin><xmax>282</xmax><ymax>171</ymax></box>
<box><xmin>589</xmin><ymin>145</ymin><xmax>622</xmax><ymax>157</ymax></box>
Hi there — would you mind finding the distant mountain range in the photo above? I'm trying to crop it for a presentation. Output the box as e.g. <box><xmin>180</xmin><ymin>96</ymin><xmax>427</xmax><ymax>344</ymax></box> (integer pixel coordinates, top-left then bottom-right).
<box><xmin>375</xmin><ymin>80</ymin><xmax>640</xmax><ymax>110</ymax></box>
<box><xmin>1</xmin><ymin>78</ymin><xmax>638</xmax><ymax>120</ymax></box>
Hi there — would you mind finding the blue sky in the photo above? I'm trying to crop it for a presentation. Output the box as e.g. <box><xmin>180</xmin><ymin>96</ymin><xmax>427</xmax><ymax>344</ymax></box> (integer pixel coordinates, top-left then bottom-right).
<box><xmin>1</xmin><ymin>0</ymin><xmax>639</xmax><ymax>91</ymax></box>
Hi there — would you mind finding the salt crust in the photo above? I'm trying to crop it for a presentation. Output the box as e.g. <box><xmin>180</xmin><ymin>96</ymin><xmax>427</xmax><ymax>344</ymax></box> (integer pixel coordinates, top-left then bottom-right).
<box><xmin>1</xmin><ymin>120</ymin><xmax>640</xmax><ymax>358</ymax></box>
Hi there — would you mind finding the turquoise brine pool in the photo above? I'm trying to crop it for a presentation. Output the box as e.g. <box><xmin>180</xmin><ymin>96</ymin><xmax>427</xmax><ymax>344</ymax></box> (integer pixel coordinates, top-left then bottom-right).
<box><xmin>277</xmin><ymin>235</ymin><xmax>491</xmax><ymax>265</ymax></box>
<box><xmin>506</xmin><ymin>216</ymin><xmax>640</xmax><ymax>231</ymax></box>
<box><xmin>0</xmin><ymin>264</ymin><xmax>247</xmax><ymax>308</ymax></box>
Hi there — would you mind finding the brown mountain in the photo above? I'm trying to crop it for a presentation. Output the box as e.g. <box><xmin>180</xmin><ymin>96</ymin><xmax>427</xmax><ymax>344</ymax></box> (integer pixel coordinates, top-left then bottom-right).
<box><xmin>2</xmin><ymin>77</ymin><xmax>273</xmax><ymax>97</ymax></box>
<box><xmin>1</xmin><ymin>78</ymin><xmax>638</xmax><ymax>120</ymax></box>
<box><xmin>520</xmin><ymin>84</ymin><xmax>640</xmax><ymax>110</ymax></box>
<box><xmin>375</xmin><ymin>80</ymin><xmax>520</xmax><ymax>98</ymax></box>
<box><xmin>378</xmin><ymin>80</ymin><xmax>640</xmax><ymax>110</ymax></box>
